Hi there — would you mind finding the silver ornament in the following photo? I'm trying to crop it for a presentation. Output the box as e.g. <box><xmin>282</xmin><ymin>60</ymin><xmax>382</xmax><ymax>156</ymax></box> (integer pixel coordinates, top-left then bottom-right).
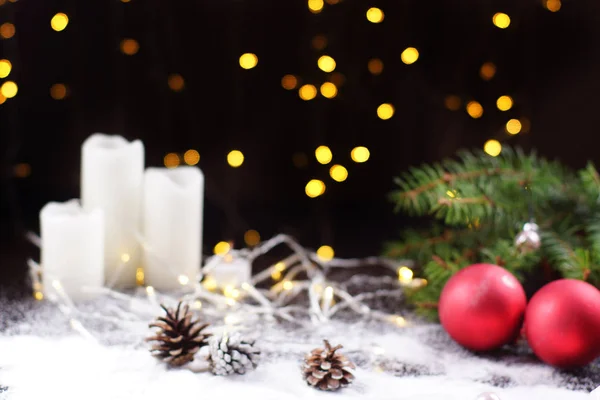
<box><xmin>474</xmin><ymin>392</ymin><xmax>501</xmax><ymax>400</ymax></box>
<box><xmin>515</xmin><ymin>222</ymin><xmax>541</xmax><ymax>253</ymax></box>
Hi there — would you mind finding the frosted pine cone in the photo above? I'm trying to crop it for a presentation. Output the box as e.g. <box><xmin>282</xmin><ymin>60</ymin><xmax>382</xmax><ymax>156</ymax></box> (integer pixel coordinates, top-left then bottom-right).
<box><xmin>302</xmin><ymin>340</ymin><xmax>355</xmax><ymax>391</ymax></box>
<box><xmin>209</xmin><ymin>332</ymin><xmax>260</xmax><ymax>375</ymax></box>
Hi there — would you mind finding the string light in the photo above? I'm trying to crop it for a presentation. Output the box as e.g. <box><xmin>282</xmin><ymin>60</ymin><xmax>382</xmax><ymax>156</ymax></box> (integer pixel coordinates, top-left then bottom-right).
<box><xmin>368</xmin><ymin>58</ymin><xmax>384</xmax><ymax>75</ymax></box>
<box><xmin>329</xmin><ymin>165</ymin><xmax>348</xmax><ymax>182</ymax></box>
<box><xmin>120</xmin><ymin>39</ymin><xmax>139</xmax><ymax>55</ymax></box>
<box><xmin>397</xmin><ymin>266</ymin><xmax>414</xmax><ymax>285</ymax></box>
<box><xmin>282</xmin><ymin>280</ymin><xmax>294</xmax><ymax>291</ymax></box>
<box><xmin>0</xmin><ymin>93</ymin><xmax>5</xmax><ymax>105</ymax></box>
<box><xmin>317</xmin><ymin>55</ymin><xmax>336</xmax><ymax>73</ymax></box>
<box><xmin>120</xmin><ymin>253</ymin><xmax>131</xmax><ymax>263</ymax></box>
<box><xmin>444</xmin><ymin>95</ymin><xmax>461</xmax><ymax>111</ymax></box>
<box><xmin>311</xmin><ymin>35</ymin><xmax>327</xmax><ymax>50</ymax></box>
<box><xmin>168</xmin><ymin>74</ymin><xmax>185</xmax><ymax>91</ymax></box>
<box><xmin>366</xmin><ymin>7</ymin><xmax>384</xmax><ymax>23</ymax></box>
<box><xmin>308</xmin><ymin>0</ymin><xmax>324</xmax><ymax>14</ymax></box>
<box><xmin>484</xmin><ymin>139</ymin><xmax>502</xmax><ymax>157</ymax></box>
<box><xmin>178</xmin><ymin>275</ymin><xmax>190</xmax><ymax>285</ymax></box>
<box><xmin>315</xmin><ymin>145</ymin><xmax>332</xmax><ymax>164</ymax></box>
<box><xmin>281</xmin><ymin>75</ymin><xmax>298</xmax><ymax>90</ymax></box>
<box><xmin>0</xmin><ymin>81</ymin><xmax>18</xmax><ymax>98</ymax></box>
<box><xmin>320</xmin><ymin>82</ymin><xmax>337</xmax><ymax>98</ymax></box>
<box><xmin>305</xmin><ymin>179</ymin><xmax>326</xmax><ymax>198</ymax></box>
<box><xmin>183</xmin><ymin>149</ymin><xmax>200</xmax><ymax>165</ymax></box>
<box><xmin>466</xmin><ymin>101</ymin><xmax>483</xmax><ymax>119</ymax></box>
<box><xmin>316</xmin><ymin>245</ymin><xmax>335</xmax><ymax>261</ymax></box>
<box><xmin>351</xmin><ymin>146</ymin><xmax>370</xmax><ymax>163</ymax></box>
<box><xmin>496</xmin><ymin>95</ymin><xmax>513</xmax><ymax>111</ymax></box>
<box><xmin>34</xmin><ymin>291</ymin><xmax>44</xmax><ymax>301</ymax></box>
<box><xmin>202</xmin><ymin>276</ymin><xmax>218</xmax><ymax>291</ymax></box>
<box><xmin>480</xmin><ymin>62</ymin><xmax>496</xmax><ymax>81</ymax></box>
<box><xmin>239</xmin><ymin>53</ymin><xmax>258</xmax><ymax>70</ymax></box>
<box><xmin>377</xmin><ymin>103</ymin><xmax>395</xmax><ymax>120</ymax></box>
<box><xmin>505</xmin><ymin>119</ymin><xmax>522</xmax><ymax>135</ymax></box>
<box><xmin>227</xmin><ymin>150</ymin><xmax>244</xmax><ymax>167</ymax></box>
<box><xmin>50</xmin><ymin>83</ymin><xmax>67</xmax><ymax>100</ymax></box>
<box><xmin>492</xmin><ymin>12</ymin><xmax>511</xmax><ymax>29</ymax></box>
<box><xmin>50</xmin><ymin>13</ymin><xmax>69</xmax><ymax>32</ymax></box>
<box><xmin>0</xmin><ymin>59</ymin><xmax>11</xmax><ymax>78</ymax></box>
<box><xmin>299</xmin><ymin>84</ymin><xmax>317</xmax><ymax>101</ymax></box>
<box><xmin>545</xmin><ymin>0</ymin><xmax>561</xmax><ymax>12</ymax></box>
<box><xmin>0</xmin><ymin>23</ymin><xmax>15</xmax><ymax>39</ymax></box>
<box><xmin>244</xmin><ymin>230</ymin><xmax>261</xmax><ymax>246</ymax></box>
<box><xmin>163</xmin><ymin>153</ymin><xmax>180</xmax><ymax>168</ymax></box>
<box><xmin>400</xmin><ymin>47</ymin><xmax>419</xmax><ymax>65</ymax></box>
<box><xmin>13</xmin><ymin>163</ymin><xmax>31</xmax><ymax>178</ymax></box>
<box><xmin>214</xmin><ymin>241</ymin><xmax>231</xmax><ymax>255</ymax></box>
<box><xmin>136</xmin><ymin>267</ymin><xmax>145</xmax><ymax>286</ymax></box>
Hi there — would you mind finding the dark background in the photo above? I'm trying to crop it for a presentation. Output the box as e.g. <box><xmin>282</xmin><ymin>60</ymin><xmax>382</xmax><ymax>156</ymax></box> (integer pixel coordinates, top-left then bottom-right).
<box><xmin>1</xmin><ymin>0</ymin><xmax>600</xmax><ymax>296</ymax></box>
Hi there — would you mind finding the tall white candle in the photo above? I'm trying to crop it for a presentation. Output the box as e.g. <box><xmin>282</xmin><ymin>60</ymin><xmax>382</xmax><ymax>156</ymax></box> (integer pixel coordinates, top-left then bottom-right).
<box><xmin>40</xmin><ymin>199</ymin><xmax>104</xmax><ymax>301</ymax></box>
<box><xmin>81</xmin><ymin>133</ymin><xmax>144</xmax><ymax>288</ymax></box>
<box><xmin>143</xmin><ymin>166</ymin><xmax>204</xmax><ymax>290</ymax></box>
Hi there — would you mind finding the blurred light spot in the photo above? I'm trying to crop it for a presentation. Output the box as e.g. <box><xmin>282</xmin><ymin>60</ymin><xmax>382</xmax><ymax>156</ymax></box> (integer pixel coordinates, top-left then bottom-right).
<box><xmin>178</xmin><ymin>275</ymin><xmax>190</xmax><ymax>285</ymax></box>
<box><xmin>317</xmin><ymin>55</ymin><xmax>336</xmax><ymax>72</ymax></box>
<box><xmin>227</xmin><ymin>150</ymin><xmax>244</xmax><ymax>167</ymax></box>
<box><xmin>163</xmin><ymin>153</ymin><xmax>180</xmax><ymax>169</ymax></box>
<box><xmin>120</xmin><ymin>38</ymin><xmax>139</xmax><ymax>55</ymax></box>
<box><xmin>183</xmin><ymin>149</ymin><xmax>200</xmax><ymax>165</ymax></box>
<box><xmin>282</xmin><ymin>280</ymin><xmax>294</xmax><ymax>290</ymax></box>
<box><xmin>315</xmin><ymin>145</ymin><xmax>332</xmax><ymax>164</ymax></box>
<box><xmin>444</xmin><ymin>95</ymin><xmax>461</xmax><ymax>111</ymax></box>
<box><xmin>13</xmin><ymin>163</ymin><xmax>31</xmax><ymax>178</ymax></box>
<box><xmin>377</xmin><ymin>103</ymin><xmax>394</xmax><ymax>120</ymax></box>
<box><xmin>121</xmin><ymin>0</ymin><xmax>131</xmax><ymax>2</ymax></box>
<box><xmin>398</xmin><ymin>266</ymin><xmax>414</xmax><ymax>284</ymax></box>
<box><xmin>244</xmin><ymin>230</ymin><xmax>260</xmax><ymax>246</ymax></box>
<box><xmin>299</xmin><ymin>84</ymin><xmax>317</xmax><ymax>100</ymax></box>
<box><xmin>317</xmin><ymin>245</ymin><xmax>335</xmax><ymax>261</ymax></box>
<box><xmin>214</xmin><ymin>241</ymin><xmax>231</xmax><ymax>255</ymax></box>
<box><xmin>401</xmin><ymin>47</ymin><xmax>419</xmax><ymax>64</ymax></box>
<box><xmin>0</xmin><ymin>81</ymin><xmax>18</xmax><ymax>98</ymax></box>
<box><xmin>51</xmin><ymin>13</ymin><xmax>69</xmax><ymax>31</ymax></box>
<box><xmin>121</xmin><ymin>253</ymin><xmax>131</xmax><ymax>263</ymax></box>
<box><xmin>281</xmin><ymin>74</ymin><xmax>298</xmax><ymax>90</ymax></box>
<box><xmin>0</xmin><ymin>93</ymin><xmax>5</xmax><ymax>105</ymax></box>
<box><xmin>311</xmin><ymin>35</ymin><xmax>327</xmax><ymax>50</ymax></box>
<box><xmin>496</xmin><ymin>95</ymin><xmax>513</xmax><ymax>111</ymax></box>
<box><xmin>203</xmin><ymin>276</ymin><xmax>217</xmax><ymax>290</ymax></box>
<box><xmin>325</xmin><ymin>0</ymin><xmax>340</xmax><ymax>3</ymax></box>
<box><xmin>545</xmin><ymin>0</ymin><xmax>561</xmax><ymax>12</ymax></box>
<box><xmin>168</xmin><ymin>74</ymin><xmax>185</xmax><ymax>91</ymax></box>
<box><xmin>34</xmin><ymin>291</ymin><xmax>44</xmax><ymax>300</ymax></box>
<box><xmin>320</xmin><ymin>82</ymin><xmax>337</xmax><ymax>98</ymax></box>
<box><xmin>271</xmin><ymin>270</ymin><xmax>282</xmax><ymax>280</ymax></box>
<box><xmin>329</xmin><ymin>164</ymin><xmax>348</xmax><ymax>182</ymax></box>
<box><xmin>239</xmin><ymin>53</ymin><xmax>258</xmax><ymax>69</ymax></box>
<box><xmin>368</xmin><ymin>58</ymin><xmax>384</xmax><ymax>75</ymax></box>
<box><xmin>466</xmin><ymin>101</ymin><xmax>483</xmax><ymax>119</ymax></box>
<box><xmin>446</xmin><ymin>190</ymin><xmax>456</xmax><ymax>198</ymax></box>
<box><xmin>305</xmin><ymin>179</ymin><xmax>326</xmax><ymax>198</ymax></box>
<box><xmin>351</xmin><ymin>146</ymin><xmax>370</xmax><ymax>163</ymax></box>
<box><xmin>50</xmin><ymin>83</ymin><xmax>67</xmax><ymax>100</ymax></box>
<box><xmin>0</xmin><ymin>0</ymin><xmax>6</xmax><ymax>5</ymax></box>
<box><xmin>505</xmin><ymin>119</ymin><xmax>522</xmax><ymax>135</ymax></box>
<box><xmin>480</xmin><ymin>62</ymin><xmax>496</xmax><ymax>81</ymax></box>
<box><xmin>484</xmin><ymin>139</ymin><xmax>502</xmax><ymax>157</ymax></box>
<box><xmin>308</xmin><ymin>0</ymin><xmax>323</xmax><ymax>13</ymax></box>
<box><xmin>0</xmin><ymin>23</ymin><xmax>15</xmax><ymax>39</ymax></box>
<box><xmin>0</xmin><ymin>59</ymin><xmax>11</xmax><ymax>78</ymax></box>
<box><xmin>493</xmin><ymin>12</ymin><xmax>511</xmax><ymax>29</ymax></box>
<box><xmin>366</xmin><ymin>7</ymin><xmax>384</xmax><ymax>23</ymax></box>
<box><xmin>329</xmin><ymin>72</ymin><xmax>345</xmax><ymax>87</ymax></box>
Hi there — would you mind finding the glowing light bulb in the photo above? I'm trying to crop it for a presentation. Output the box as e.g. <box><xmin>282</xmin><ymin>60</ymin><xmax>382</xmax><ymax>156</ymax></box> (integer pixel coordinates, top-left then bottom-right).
<box><xmin>305</xmin><ymin>179</ymin><xmax>326</xmax><ymax>198</ymax></box>
<box><xmin>398</xmin><ymin>266</ymin><xmax>414</xmax><ymax>284</ymax></box>
<box><xmin>317</xmin><ymin>245</ymin><xmax>334</xmax><ymax>261</ymax></box>
<box><xmin>492</xmin><ymin>12</ymin><xmax>511</xmax><ymax>29</ymax></box>
<box><xmin>401</xmin><ymin>47</ymin><xmax>419</xmax><ymax>65</ymax></box>
<box><xmin>315</xmin><ymin>145</ymin><xmax>332</xmax><ymax>164</ymax></box>
<box><xmin>484</xmin><ymin>139</ymin><xmax>502</xmax><ymax>157</ymax></box>
<box><xmin>239</xmin><ymin>53</ymin><xmax>258</xmax><ymax>69</ymax></box>
<box><xmin>51</xmin><ymin>13</ymin><xmax>69</xmax><ymax>31</ymax></box>
<box><xmin>317</xmin><ymin>55</ymin><xmax>336</xmax><ymax>73</ymax></box>
<box><xmin>496</xmin><ymin>95</ymin><xmax>513</xmax><ymax>111</ymax></box>
<box><xmin>214</xmin><ymin>241</ymin><xmax>231</xmax><ymax>255</ymax></box>
<box><xmin>227</xmin><ymin>150</ymin><xmax>244</xmax><ymax>167</ymax></box>
<box><xmin>366</xmin><ymin>7</ymin><xmax>384</xmax><ymax>23</ymax></box>
<box><xmin>351</xmin><ymin>146</ymin><xmax>370</xmax><ymax>163</ymax></box>
<box><xmin>329</xmin><ymin>164</ymin><xmax>348</xmax><ymax>182</ymax></box>
<box><xmin>377</xmin><ymin>103</ymin><xmax>394</xmax><ymax>120</ymax></box>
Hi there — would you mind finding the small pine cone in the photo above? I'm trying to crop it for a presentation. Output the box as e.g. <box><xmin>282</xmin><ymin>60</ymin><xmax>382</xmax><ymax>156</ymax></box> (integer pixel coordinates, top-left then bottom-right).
<box><xmin>209</xmin><ymin>332</ymin><xmax>260</xmax><ymax>376</ymax></box>
<box><xmin>302</xmin><ymin>340</ymin><xmax>355</xmax><ymax>391</ymax></box>
<box><xmin>146</xmin><ymin>301</ymin><xmax>211</xmax><ymax>367</ymax></box>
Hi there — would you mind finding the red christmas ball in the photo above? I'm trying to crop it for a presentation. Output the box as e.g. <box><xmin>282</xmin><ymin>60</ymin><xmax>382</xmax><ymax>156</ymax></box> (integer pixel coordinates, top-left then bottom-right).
<box><xmin>524</xmin><ymin>279</ymin><xmax>600</xmax><ymax>368</ymax></box>
<box><xmin>439</xmin><ymin>263</ymin><xmax>527</xmax><ymax>352</ymax></box>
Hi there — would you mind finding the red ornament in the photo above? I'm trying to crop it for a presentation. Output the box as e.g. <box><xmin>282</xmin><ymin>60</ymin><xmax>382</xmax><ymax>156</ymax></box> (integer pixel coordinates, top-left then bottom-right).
<box><xmin>439</xmin><ymin>263</ymin><xmax>527</xmax><ymax>352</ymax></box>
<box><xmin>524</xmin><ymin>279</ymin><xmax>600</xmax><ymax>368</ymax></box>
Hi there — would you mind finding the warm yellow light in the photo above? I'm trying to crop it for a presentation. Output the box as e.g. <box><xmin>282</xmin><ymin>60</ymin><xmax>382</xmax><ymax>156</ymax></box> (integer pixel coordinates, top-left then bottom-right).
<box><xmin>350</xmin><ymin>146</ymin><xmax>369</xmax><ymax>163</ymax></box>
<box><xmin>492</xmin><ymin>12</ymin><xmax>511</xmax><ymax>29</ymax></box>
<box><xmin>244</xmin><ymin>229</ymin><xmax>261</xmax><ymax>246</ymax></box>
<box><xmin>484</xmin><ymin>139</ymin><xmax>502</xmax><ymax>157</ymax></box>
<box><xmin>394</xmin><ymin>315</ymin><xmax>407</xmax><ymax>327</ymax></box>
<box><xmin>271</xmin><ymin>271</ymin><xmax>282</xmax><ymax>280</ymax></box>
<box><xmin>168</xmin><ymin>74</ymin><xmax>185</xmax><ymax>91</ymax></box>
<box><xmin>377</xmin><ymin>103</ymin><xmax>395</xmax><ymax>120</ymax></box>
<box><xmin>466</xmin><ymin>101</ymin><xmax>483</xmax><ymax>119</ymax></box>
<box><xmin>0</xmin><ymin>23</ymin><xmax>15</xmax><ymax>39</ymax></box>
<box><xmin>398</xmin><ymin>266</ymin><xmax>414</xmax><ymax>284</ymax></box>
<box><xmin>51</xmin><ymin>13</ymin><xmax>69</xmax><ymax>31</ymax></box>
<box><xmin>299</xmin><ymin>84</ymin><xmax>317</xmax><ymax>101</ymax></box>
<box><xmin>0</xmin><ymin>59</ymin><xmax>11</xmax><ymax>78</ymax></box>
<box><xmin>183</xmin><ymin>149</ymin><xmax>200</xmax><ymax>165</ymax></box>
<box><xmin>545</xmin><ymin>0</ymin><xmax>561</xmax><ymax>12</ymax></box>
<box><xmin>121</xmin><ymin>253</ymin><xmax>131</xmax><ymax>263</ymax></box>
<box><xmin>320</xmin><ymin>82</ymin><xmax>337</xmax><ymax>99</ymax></box>
<box><xmin>496</xmin><ymin>95</ymin><xmax>513</xmax><ymax>111</ymax></box>
<box><xmin>203</xmin><ymin>276</ymin><xmax>218</xmax><ymax>291</ymax></box>
<box><xmin>305</xmin><ymin>179</ymin><xmax>326</xmax><ymax>198</ymax></box>
<box><xmin>368</xmin><ymin>58</ymin><xmax>384</xmax><ymax>75</ymax></box>
<box><xmin>0</xmin><ymin>81</ymin><xmax>18</xmax><ymax>98</ymax></box>
<box><xmin>311</xmin><ymin>35</ymin><xmax>327</xmax><ymax>50</ymax></box>
<box><xmin>0</xmin><ymin>93</ymin><xmax>6</xmax><ymax>105</ymax></box>
<box><xmin>227</xmin><ymin>150</ymin><xmax>244</xmax><ymax>167</ymax></box>
<box><xmin>239</xmin><ymin>53</ymin><xmax>258</xmax><ymax>69</ymax></box>
<box><xmin>401</xmin><ymin>47</ymin><xmax>419</xmax><ymax>65</ymax></box>
<box><xmin>480</xmin><ymin>62</ymin><xmax>496</xmax><ymax>81</ymax></box>
<box><xmin>317</xmin><ymin>245</ymin><xmax>335</xmax><ymax>261</ymax></box>
<box><xmin>193</xmin><ymin>300</ymin><xmax>202</xmax><ymax>309</ymax></box>
<box><xmin>146</xmin><ymin>286</ymin><xmax>155</xmax><ymax>296</ymax></box>
<box><xmin>13</xmin><ymin>163</ymin><xmax>31</xmax><ymax>178</ymax></box>
<box><xmin>505</xmin><ymin>119</ymin><xmax>522</xmax><ymax>135</ymax></box>
<box><xmin>136</xmin><ymin>267</ymin><xmax>145</xmax><ymax>286</ymax></box>
<box><xmin>214</xmin><ymin>241</ymin><xmax>231</xmax><ymax>255</ymax></box>
<box><xmin>223</xmin><ymin>285</ymin><xmax>236</xmax><ymax>298</ymax></box>
<box><xmin>274</xmin><ymin>262</ymin><xmax>286</xmax><ymax>272</ymax></box>
<box><xmin>317</xmin><ymin>55</ymin><xmax>336</xmax><ymax>73</ymax></box>
<box><xmin>366</xmin><ymin>7</ymin><xmax>384</xmax><ymax>23</ymax></box>
<box><xmin>120</xmin><ymin>38</ymin><xmax>139</xmax><ymax>55</ymax></box>
<box><xmin>444</xmin><ymin>95</ymin><xmax>461</xmax><ymax>111</ymax></box>
<box><xmin>178</xmin><ymin>275</ymin><xmax>190</xmax><ymax>285</ymax></box>
<box><xmin>34</xmin><ymin>291</ymin><xmax>44</xmax><ymax>300</ymax></box>
<box><xmin>281</xmin><ymin>74</ymin><xmax>298</xmax><ymax>90</ymax></box>
<box><xmin>446</xmin><ymin>190</ymin><xmax>456</xmax><ymax>198</ymax></box>
<box><xmin>329</xmin><ymin>164</ymin><xmax>348</xmax><ymax>182</ymax></box>
<box><xmin>282</xmin><ymin>280</ymin><xmax>294</xmax><ymax>290</ymax></box>
<box><xmin>315</xmin><ymin>145</ymin><xmax>332</xmax><ymax>164</ymax></box>
<box><xmin>50</xmin><ymin>83</ymin><xmax>67</xmax><ymax>100</ymax></box>
<box><xmin>163</xmin><ymin>152</ymin><xmax>180</xmax><ymax>169</ymax></box>
<box><xmin>308</xmin><ymin>0</ymin><xmax>324</xmax><ymax>13</ymax></box>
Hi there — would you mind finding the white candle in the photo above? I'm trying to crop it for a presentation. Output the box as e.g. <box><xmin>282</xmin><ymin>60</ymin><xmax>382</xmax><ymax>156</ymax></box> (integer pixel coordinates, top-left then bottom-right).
<box><xmin>206</xmin><ymin>255</ymin><xmax>252</xmax><ymax>290</ymax></box>
<box><xmin>143</xmin><ymin>166</ymin><xmax>204</xmax><ymax>290</ymax></box>
<box><xmin>81</xmin><ymin>133</ymin><xmax>144</xmax><ymax>288</ymax></box>
<box><xmin>40</xmin><ymin>199</ymin><xmax>104</xmax><ymax>301</ymax></box>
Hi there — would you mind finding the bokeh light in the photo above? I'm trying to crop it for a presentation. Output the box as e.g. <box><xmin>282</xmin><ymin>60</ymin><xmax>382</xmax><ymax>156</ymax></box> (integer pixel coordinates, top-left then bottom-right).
<box><xmin>168</xmin><ymin>74</ymin><xmax>185</xmax><ymax>91</ymax></box>
<box><xmin>329</xmin><ymin>165</ymin><xmax>348</xmax><ymax>182</ymax></box>
<box><xmin>317</xmin><ymin>245</ymin><xmax>335</xmax><ymax>261</ymax></box>
<box><xmin>244</xmin><ymin>230</ymin><xmax>261</xmax><ymax>246</ymax></box>
<box><xmin>444</xmin><ymin>95</ymin><xmax>461</xmax><ymax>111</ymax></box>
<box><xmin>318</xmin><ymin>55</ymin><xmax>336</xmax><ymax>73</ymax></box>
<box><xmin>377</xmin><ymin>103</ymin><xmax>395</xmax><ymax>120</ymax></box>
<box><xmin>484</xmin><ymin>140</ymin><xmax>502</xmax><ymax>157</ymax></box>
<box><xmin>227</xmin><ymin>150</ymin><xmax>245</xmax><ymax>167</ymax></box>
<box><xmin>466</xmin><ymin>101</ymin><xmax>484</xmax><ymax>119</ymax></box>
<box><xmin>214</xmin><ymin>241</ymin><xmax>231</xmax><ymax>255</ymax></box>
<box><xmin>183</xmin><ymin>149</ymin><xmax>200</xmax><ymax>165</ymax></box>
<box><xmin>0</xmin><ymin>59</ymin><xmax>11</xmax><ymax>78</ymax></box>
<box><xmin>505</xmin><ymin>119</ymin><xmax>522</xmax><ymax>135</ymax></box>
<box><xmin>545</xmin><ymin>0</ymin><xmax>561</xmax><ymax>12</ymax></box>
<box><xmin>320</xmin><ymin>82</ymin><xmax>338</xmax><ymax>98</ymax></box>
<box><xmin>299</xmin><ymin>84</ymin><xmax>317</xmax><ymax>101</ymax></box>
<box><xmin>120</xmin><ymin>39</ymin><xmax>139</xmax><ymax>55</ymax></box>
<box><xmin>305</xmin><ymin>179</ymin><xmax>326</xmax><ymax>198</ymax></box>
<box><xmin>51</xmin><ymin>13</ymin><xmax>69</xmax><ymax>32</ymax></box>
<box><xmin>480</xmin><ymin>62</ymin><xmax>496</xmax><ymax>81</ymax></box>
<box><xmin>492</xmin><ymin>12</ymin><xmax>511</xmax><ymax>29</ymax></box>
<box><xmin>496</xmin><ymin>95</ymin><xmax>513</xmax><ymax>111</ymax></box>
<box><xmin>0</xmin><ymin>81</ymin><xmax>18</xmax><ymax>98</ymax></box>
<box><xmin>351</xmin><ymin>146</ymin><xmax>370</xmax><ymax>163</ymax></box>
<box><xmin>401</xmin><ymin>47</ymin><xmax>419</xmax><ymax>64</ymax></box>
<box><xmin>311</xmin><ymin>35</ymin><xmax>327</xmax><ymax>50</ymax></box>
<box><xmin>308</xmin><ymin>0</ymin><xmax>324</xmax><ymax>13</ymax></box>
<box><xmin>315</xmin><ymin>146</ymin><xmax>333</xmax><ymax>164</ymax></box>
<box><xmin>0</xmin><ymin>23</ymin><xmax>15</xmax><ymax>39</ymax></box>
<box><xmin>281</xmin><ymin>75</ymin><xmax>298</xmax><ymax>90</ymax></box>
<box><xmin>368</xmin><ymin>58</ymin><xmax>384</xmax><ymax>75</ymax></box>
<box><xmin>366</xmin><ymin>7</ymin><xmax>384</xmax><ymax>23</ymax></box>
<box><xmin>164</xmin><ymin>153</ymin><xmax>180</xmax><ymax>169</ymax></box>
<box><xmin>50</xmin><ymin>84</ymin><xmax>67</xmax><ymax>100</ymax></box>
<box><xmin>239</xmin><ymin>53</ymin><xmax>258</xmax><ymax>69</ymax></box>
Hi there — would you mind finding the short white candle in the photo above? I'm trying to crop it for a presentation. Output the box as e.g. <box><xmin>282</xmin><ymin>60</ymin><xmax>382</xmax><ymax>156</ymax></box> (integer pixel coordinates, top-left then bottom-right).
<box><xmin>40</xmin><ymin>199</ymin><xmax>104</xmax><ymax>301</ymax></box>
<box><xmin>206</xmin><ymin>255</ymin><xmax>252</xmax><ymax>290</ymax></box>
<box><xmin>142</xmin><ymin>167</ymin><xmax>204</xmax><ymax>290</ymax></box>
<box><xmin>81</xmin><ymin>134</ymin><xmax>144</xmax><ymax>288</ymax></box>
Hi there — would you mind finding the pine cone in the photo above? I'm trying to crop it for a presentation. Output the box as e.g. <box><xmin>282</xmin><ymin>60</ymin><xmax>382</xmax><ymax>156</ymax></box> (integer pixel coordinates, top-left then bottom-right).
<box><xmin>146</xmin><ymin>302</ymin><xmax>211</xmax><ymax>367</ymax></box>
<box><xmin>302</xmin><ymin>340</ymin><xmax>355</xmax><ymax>391</ymax></box>
<box><xmin>209</xmin><ymin>332</ymin><xmax>260</xmax><ymax>375</ymax></box>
